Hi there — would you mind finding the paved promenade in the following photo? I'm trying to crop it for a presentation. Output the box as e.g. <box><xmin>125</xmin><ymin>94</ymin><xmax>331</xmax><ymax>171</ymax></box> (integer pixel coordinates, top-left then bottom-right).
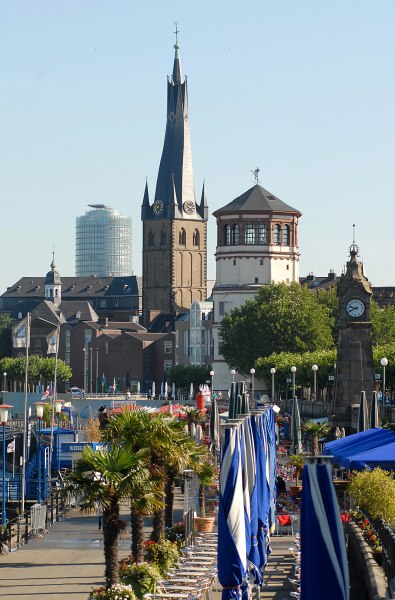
<box><xmin>0</xmin><ymin>500</ymin><xmax>296</xmax><ymax>600</ymax></box>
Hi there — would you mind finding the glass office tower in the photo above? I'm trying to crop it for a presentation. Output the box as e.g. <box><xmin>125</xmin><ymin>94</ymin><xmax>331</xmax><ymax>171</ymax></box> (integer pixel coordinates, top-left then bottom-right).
<box><xmin>76</xmin><ymin>205</ymin><xmax>132</xmax><ymax>277</ymax></box>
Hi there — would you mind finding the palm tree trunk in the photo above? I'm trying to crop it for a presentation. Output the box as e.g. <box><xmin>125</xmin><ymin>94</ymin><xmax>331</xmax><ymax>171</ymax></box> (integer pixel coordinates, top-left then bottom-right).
<box><xmin>152</xmin><ymin>509</ymin><xmax>165</xmax><ymax>542</ymax></box>
<box><xmin>131</xmin><ymin>512</ymin><xmax>145</xmax><ymax>562</ymax></box>
<box><xmin>103</xmin><ymin>495</ymin><xmax>120</xmax><ymax>588</ymax></box>
<box><xmin>164</xmin><ymin>472</ymin><xmax>175</xmax><ymax>528</ymax></box>
<box><xmin>313</xmin><ymin>434</ymin><xmax>319</xmax><ymax>457</ymax></box>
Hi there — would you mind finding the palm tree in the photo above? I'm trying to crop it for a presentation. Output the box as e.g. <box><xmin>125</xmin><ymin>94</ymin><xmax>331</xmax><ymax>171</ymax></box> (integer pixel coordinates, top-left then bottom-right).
<box><xmin>103</xmin><ymin>409</ymin><xmax>199</xmax><ymax>552</ymax></box>
<box><xmin>302</xmin><ymin>420</ymin><xmax>330</xmax><ymax>456</ymax></box>
<box><xmin>71</xmin><ymin>444</ymin><xmax>156</xmax><ymax>588</ymax></box>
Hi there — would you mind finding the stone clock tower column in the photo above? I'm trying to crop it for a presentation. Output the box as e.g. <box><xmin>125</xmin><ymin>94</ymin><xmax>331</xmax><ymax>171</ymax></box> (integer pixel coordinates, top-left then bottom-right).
<box><xmin>332</xmin><ymin>241</ymin><xmax>374</xmax><ymax>431</ymax></box>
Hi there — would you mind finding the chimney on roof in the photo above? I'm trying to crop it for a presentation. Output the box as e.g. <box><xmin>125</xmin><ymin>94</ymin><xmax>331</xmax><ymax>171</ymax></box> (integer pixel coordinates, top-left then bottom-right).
<box><xmin>327</xmin><ymin>270</ymin><xmax>336</xmax><ymax>280</ymax></box>
<box><xmin>306</xmin><ymin>272</ymin><xmax>314</xmax><ymax>281</ymax></box>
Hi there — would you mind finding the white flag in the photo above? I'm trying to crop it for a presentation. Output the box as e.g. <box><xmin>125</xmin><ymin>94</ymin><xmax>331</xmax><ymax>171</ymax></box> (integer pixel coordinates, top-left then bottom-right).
<box><xmin>12</xmin><ymin>318</ymin><xmax>28</xmax><ymax>348</ymax></box>
<box><xmin>7</xmin><ymin>439</ymin><xmax>15</xmax><ymax>454</ymax></box>
<box><xmin>47</xmin><ymin>330</ymin><xmax>59</xmax><ymax>354</ymax></box>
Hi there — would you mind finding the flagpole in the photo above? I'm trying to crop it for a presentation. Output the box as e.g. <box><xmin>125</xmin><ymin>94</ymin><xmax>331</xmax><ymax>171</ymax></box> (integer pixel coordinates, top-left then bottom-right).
<box><xmin>49</xmin><ymin>325</ymin><xmax>60</xmax><ymax>480</ymax></box>
<box><xmin>21</xmin><ymin>312</ymin><xmax>31</xmax><ymax>516</ymax></box>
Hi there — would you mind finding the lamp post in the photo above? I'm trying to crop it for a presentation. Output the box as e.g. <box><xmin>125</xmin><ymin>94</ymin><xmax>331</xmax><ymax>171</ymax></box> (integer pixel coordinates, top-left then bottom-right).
<box><xmin>381</xmin><ymin>358</ymin><xmax>388</xmax><ymax>404</ymax></box>
<box><xmin>2</xmin><ymin>372</ymin><xmax>6</xmax><ymax>392</ymax></box>
<box><xmin>1</xmin><ymin>404</ymin><xmax>13</xmax><ymax>525</ymax></box>
<box><xmin>55</xmin><ymin>399</ymin><xmax>64</xmax><ymax>475</ymax></box>
<box><xmin>96</xmin><ymin>349</ymin><xmax>99</xmax><ymax>393</ymax></box>
<box><xmin>291</xmin><ymin>366</ymin><xmax>297</xmax><ymax>399</ymax></box>
<box><xmin>209</xmin><ymin>370</ymin><xmax>215</xmax><ymax>395</ymax></box>
<box><xmin>250</xmin><ymin>368</ymin><xmax>255</xmax><ymax>406</ymax></box>
<box><xmin>231</xmin><ymin>369</ymin><xmax>236</xmax><ymax>383</ymax></box>
<box><xmin>89</xmin><ymin>348</ymin><xmax>93</xmax><ymax>394</ymax></box>
<box><xmin>312</xmin><ymin>364</ymin><xmax>318</xmax><ymax>402</ymax></box>
<box><xmin>34</xmin><ymin>402</ymin><xmax>46</xmax><ymax>504</ymax></box>
<box><xmin>83</xmin><ymin>347</ymin><xmax>87</xmax><ymax>392</ymax></box>
<box><xmin>270</xmin><ymin>368</ymin><xmax>276</xmax><ymax>402</ymax></box>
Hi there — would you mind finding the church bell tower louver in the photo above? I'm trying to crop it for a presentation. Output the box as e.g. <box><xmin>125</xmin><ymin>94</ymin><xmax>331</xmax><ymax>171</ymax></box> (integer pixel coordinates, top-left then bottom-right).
<box><xmin>141</xmin><ymin>39</ymin><xmax>208</xmax><ymax>326</ymax></box>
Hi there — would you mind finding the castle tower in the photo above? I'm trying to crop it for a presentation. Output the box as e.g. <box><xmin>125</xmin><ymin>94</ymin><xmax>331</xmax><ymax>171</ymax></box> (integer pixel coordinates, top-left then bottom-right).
<box><xmin>141</xmin><ymin>40</ymin><xmax>207</xmax><ymax>326</ymax></box>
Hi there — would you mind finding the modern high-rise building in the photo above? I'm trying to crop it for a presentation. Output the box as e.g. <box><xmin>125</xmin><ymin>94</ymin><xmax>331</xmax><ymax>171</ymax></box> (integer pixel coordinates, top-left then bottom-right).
<box><xmin>76</xmin><ymin>204</ymin><xmax>132</xmax><ymax>277</ymax></box>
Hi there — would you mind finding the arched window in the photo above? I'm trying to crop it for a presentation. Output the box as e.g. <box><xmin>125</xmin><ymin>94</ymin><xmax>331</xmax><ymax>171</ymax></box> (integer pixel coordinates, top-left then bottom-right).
<box><xmin>282</xmin><ymin>224</ymin><xmax>290</xmax><ymax>245</ymax></box>
<box><xmin>224</xmin><ymin>224</ymin><xmax>231</xmax><ymax>245</ymax></box>
<box><xmin>161</xmin><ymin>229</ymin><xmax>166</xmax><ymax>245</ymax></box>
<box><xmin>193</xmin><ymin>229</ymin><xmax>200</xmax><ymax>246</ymax></box>
<box><xmin>148</xmin><ymin>230</ymin><xmax>154</xmax><ymax>246</ymax></box>
<box><xmin>273</xmin><ymin>224</ymin><xmax>281</xmax><ymax>245</ymax></box>
<box><xmin>257</xmin><ymin>223</ymin><xmax>267</xmax><ymax>244</ymax></box>
<box><xmin>50</xmin><ymin>288</ymin><xmax>53</xmax><ymax>298</ymax></box>
<box><xmin>231</xmin><ymin>224</ymin><xmax>239</xmax><ymax>245</ymax></box>
<box><xmin>55</xmin><ymin>288</ymin><xmax>58</xmax><ymax>297</ymax></box>
<box><xmin>245</xmin><ymin>224</ymin><xmax>255</xmax><ymax>244</ymax></box>
<box><xmin>179</xmin><ymin>228</ymin><xmax>186</xmax><ymax>246</ymax></box>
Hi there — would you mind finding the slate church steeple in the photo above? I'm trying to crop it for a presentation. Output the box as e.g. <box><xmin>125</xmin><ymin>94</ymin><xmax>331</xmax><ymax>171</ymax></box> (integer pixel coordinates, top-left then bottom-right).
<box><xmin>141</xmin><ymin>39</ymin><xmax>207</xmax><ymax>326</ymax></box>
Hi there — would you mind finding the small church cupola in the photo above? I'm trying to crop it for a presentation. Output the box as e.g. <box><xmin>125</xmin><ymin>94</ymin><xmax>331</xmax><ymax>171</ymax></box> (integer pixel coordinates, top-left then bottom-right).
<box><xmin>45</xmin><ymin>253</ymin><xmax>62</xmax><ymax>306</ymax></box>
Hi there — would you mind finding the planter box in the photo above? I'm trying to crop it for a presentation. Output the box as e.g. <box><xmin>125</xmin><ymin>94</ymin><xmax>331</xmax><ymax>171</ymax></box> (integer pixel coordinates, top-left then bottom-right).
<box><xmin>194</xmin><ymin>517</ymin><xmax>215</xmax><ymax>533</ymax></box>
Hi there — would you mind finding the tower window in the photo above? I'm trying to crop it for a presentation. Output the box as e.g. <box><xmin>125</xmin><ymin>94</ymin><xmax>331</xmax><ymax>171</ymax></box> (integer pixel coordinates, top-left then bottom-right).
<box><xmin>161</xmin><ymin>230</ymin><xmax>166</xmax><ymax>245</ymax></box>
<box><xmin>224</xmin><ymin>224</ymin><xmax>231</xmax><ymax>245</ymax></box>
<box><xmin>282</xmin><ymin>224</ymin><xmax>290</xmax><ymax>245</ymax></box>
<box><xmin>273</xmin><ymin>224</ymin><xmax>281</xmax><ymax>245</ymax></box>
<box><xmin>231</xmin><ymin>224</ymin><xmax>239</xmax><ymax>244</ymax></box>
<box><xmin>193</xmin><ymin>229</ymin><xmax>200</xmax><ymax>246</ymax></box>
<box><xmin>179</xmin><ymin>228</ymin><xmax>186</xmax><ymax>246</ymax></box>
<box><xmin>257</xmin><ymin>224</ymin><xmax>267</xmax><ymax>244</ymax></box>
<box><xmin>255</xmin><ymin>277</ymin><xmax>258</xmax><ymax>284</ymax></box>
<box><xmin>245</xmin><ymin>224</ymin><xmax>255</xmax><ymax>244</ymax></box>
<box><xmin>260</xmin><ymin>259</ymin><xmax>263</xmax><ymax>265</ymax></box>
<box><xmin>148</xmin><ymin>230</ymin><xmax>154</xmax><ymax>246</ymax></box>
<box><xmin>233</xmin><ymin>259</ymin><xmax>236</xmax><ymax>266</ymax></box>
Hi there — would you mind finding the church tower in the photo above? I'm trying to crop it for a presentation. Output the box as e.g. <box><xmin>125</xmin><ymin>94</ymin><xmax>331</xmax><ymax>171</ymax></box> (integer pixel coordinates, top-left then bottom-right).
<box><xmin>141</xmin><ymin>40</ymin><xmax>208</xmax><ymax>326</ymax></box>
<box><xmin>332</xmin><ymin>235</ymin><xmax>374</xmax><ymax>431</ymax></box>
<box><xmin>44</xmin><ymin>253</ymin><xmax>62</xmax><ymax>307</ymax></box>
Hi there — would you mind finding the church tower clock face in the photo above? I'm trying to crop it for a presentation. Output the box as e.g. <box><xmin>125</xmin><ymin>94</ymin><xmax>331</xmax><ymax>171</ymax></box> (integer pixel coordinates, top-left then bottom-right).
<box><xmin>346</xmin><ymin>298</ymin><xmax>365</xmax><ymax>318</ymax></box>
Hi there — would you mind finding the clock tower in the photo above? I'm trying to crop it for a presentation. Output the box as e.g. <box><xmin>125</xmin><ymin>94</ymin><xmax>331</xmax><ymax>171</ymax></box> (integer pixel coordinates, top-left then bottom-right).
<box><xmin>141</xmin><ymin>41</ymin><xmax>208</xmax><ymax>326</ymax></box>
<box><xmin>332</xmin><ymin>238</ymin><xmax>374</xmax><ymax>431</ymax></box>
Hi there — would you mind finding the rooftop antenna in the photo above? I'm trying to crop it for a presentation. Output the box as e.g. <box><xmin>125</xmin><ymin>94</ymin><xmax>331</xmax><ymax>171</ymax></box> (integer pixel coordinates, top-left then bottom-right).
<box><xmin>174</xmin><ymin>21</ymin><xmax>179</xmax><ymax>44</ymax></box>
<box><xmin>251</xmin><ymin>167</ymin><xmax>260</xmax><ymax>185</ymax></box>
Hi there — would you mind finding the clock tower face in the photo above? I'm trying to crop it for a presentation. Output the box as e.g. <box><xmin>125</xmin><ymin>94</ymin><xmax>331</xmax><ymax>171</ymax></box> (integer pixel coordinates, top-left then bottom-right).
<box><xmin>346</xmin><ymin>298</ymin><xmax>365</xmax><ymax>318</ymax></box>
<box><xmin>153</xmin><ymin>200</ymin><xmax>164</xmax><ymax>215</ymax></box>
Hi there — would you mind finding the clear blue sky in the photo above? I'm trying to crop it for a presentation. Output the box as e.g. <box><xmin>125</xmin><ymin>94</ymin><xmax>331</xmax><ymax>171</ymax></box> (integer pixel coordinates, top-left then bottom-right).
<box><xmin>1</xmin><ymin>1</ymin><xmax>394</xmax><ymax>294</ymax></box>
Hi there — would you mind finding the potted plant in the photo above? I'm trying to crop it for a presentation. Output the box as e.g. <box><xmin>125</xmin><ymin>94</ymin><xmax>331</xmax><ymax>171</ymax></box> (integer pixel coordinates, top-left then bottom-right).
<box><xmin>288</xmin><ymin>454</ymin><xmax>304</xmax><ymax>497</ymax></box>
<box><xmin>193</xmin><ymin>458</ymin><xmax>216</xmax><ymax>533</ymax></box>
<box><xmin>119</xmin><ymin>560</ymin><xmax>161</xmax><ymax>600</ymax></box>
<box><xmin>144</xmin><ymin>538</ymin><xmax>180</xmax><ymax>576</ymax></box>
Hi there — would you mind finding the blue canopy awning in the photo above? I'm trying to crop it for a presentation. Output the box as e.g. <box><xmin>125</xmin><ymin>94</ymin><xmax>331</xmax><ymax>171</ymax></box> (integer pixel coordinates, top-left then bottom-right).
<box><xmin>348</xmin><ymin>440</ymin><xmax>395</xmax><ymax>470</ymax></box>
<box><xmin>323</xmin><ymin>428</ymin><xmax>395</xmax><ymax>469</ymax></box>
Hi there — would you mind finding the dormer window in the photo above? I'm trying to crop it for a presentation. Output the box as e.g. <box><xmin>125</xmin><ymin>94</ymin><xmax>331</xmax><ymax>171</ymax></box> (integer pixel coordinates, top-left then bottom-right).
<box><xmin>16</xmin><ymin>285</ymin><xmax>21</xmax><ymax>291</ymax></box>
<box><xmin>18</xmin><ymin>312</ymin><xmax>22</xmax><ymax>319</ymax></box>
<box><xmin>76</xmin><ymin>311</ymin><xmax>81</xmax><ymax>319</ymax></box>
<box><xmin>35</xmin><ymin>285</ymin><xmax>40</xmax><ymax>291</ymax></box>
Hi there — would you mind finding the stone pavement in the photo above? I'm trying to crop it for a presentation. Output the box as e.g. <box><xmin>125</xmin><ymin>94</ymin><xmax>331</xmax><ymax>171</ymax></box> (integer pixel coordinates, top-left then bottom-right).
<box><xmin>0</xmin><ymin>491</ymin><xmax>297</xmax><ymax>600</ymax></box>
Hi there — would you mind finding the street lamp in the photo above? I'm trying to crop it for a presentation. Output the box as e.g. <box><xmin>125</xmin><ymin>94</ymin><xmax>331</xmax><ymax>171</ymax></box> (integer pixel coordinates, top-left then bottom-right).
<box><xmin>34</xmin><ymin>402</ymin><xmax>46</xmax><ymax>504</ymax></box>
<box><xmin>83</xmin><ymin>347</ymin><xmax>87</xmax><ymax>392</ymax></box>
<box><xmin>209</xmin><ymin>370</ymin><xmax>215</xmax><ymax>395</ymax></box>
<box><xmin>2</xmin><ymin>372</ymin><xmax>6</xmax><ymax>392</ymax></box>
<box><xmin>250</xmin><ymin>368</ymin><xmax>255</xmax><ymax>406</ymax></box>
<box><xmin>55</xmin><ymin>399</ymin><xmax>64</xmax><ymax>475</ymax></box>
<box><xmin>291</xmin><ymin>366</ymin><xmax>297</xmax><ymax>399</ymax></box>
<box><xmin>89</xmin><ymin>348</ymin><xmax>93</xmax><ymax>394</ymax></box>
<box><xmin>381</xmin><ymin>358</ymin><xmax>388</xmax><ymax>404</ymax></box>
<box><xmin>1</xmin><ymin>404</ymin><xmax>13</xmax><ymax>525</ymax></box>
<box><xmin>231</xmin><ymin>369</ymin><xmax>236</xmax><ymax>383</ymax></box>
<box><xmin>312</xmin><ymin>364</ymin><xmax>318</xmax><ymax>402</ymax></box>
<box><xmin>270</xmin><ymin>368</ymin><xmax>276</xmax><ymax>402</ymax></box>
<box><xmin>96</xmin><ymin>348</ymin><xmax>99</xmax><ymax>393</ymax></box>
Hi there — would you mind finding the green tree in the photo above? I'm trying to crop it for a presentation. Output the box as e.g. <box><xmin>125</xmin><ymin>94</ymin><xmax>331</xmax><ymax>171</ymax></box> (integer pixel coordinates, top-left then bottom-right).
<box><xmin>0</xmin><ymin>313</ymin><xmax>13</xmax><ymax>358</ymax></box>
<box><xmin>219</xmin><ymin>282</ymin><xmax>335</xmax><ymax>374</ymax></box>
<box><xmin>371</xmin><ymin>301</ymin><xmax>395</xmax><ymax>346</ymax></box>
<box><xmin>167</xmin><ymin>365</ymin><xmax>210</xmax><ymax>389</ymax></box>
<box><xmin>72</xmin><ymin>445</ymin><xmax>156</xmax><ymax>588</ymax></box>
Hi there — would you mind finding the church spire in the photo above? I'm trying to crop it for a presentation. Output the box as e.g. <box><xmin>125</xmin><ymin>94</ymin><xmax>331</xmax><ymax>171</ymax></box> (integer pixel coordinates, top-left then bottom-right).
<box><xmin>151</xmin><ymin>38</ymin><xmax>199</xmax><ymax>218</ymax></box>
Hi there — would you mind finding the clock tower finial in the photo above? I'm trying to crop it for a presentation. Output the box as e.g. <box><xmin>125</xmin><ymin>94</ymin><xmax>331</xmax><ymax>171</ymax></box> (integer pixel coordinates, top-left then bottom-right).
<box><xmin>349</xmin><ymin>223</ymin><xmax>359</xmax><ymax>257</ymax></box>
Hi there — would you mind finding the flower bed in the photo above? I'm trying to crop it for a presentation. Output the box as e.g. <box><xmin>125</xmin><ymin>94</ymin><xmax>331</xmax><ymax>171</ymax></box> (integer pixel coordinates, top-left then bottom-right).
<box><xmin>349</xmin><ymin>510</ymin><xmax>383</xmax><ymax>557</ymax></box>
<box><xmin>144</xmin><ymin>538</ymin><xmax>180</xmax><ymax>576</ymax></box>
<box><xmin>119</xmin><ymin>560</ymin><xmax>161</xmax><ymax>600</ymax></box>
<box><xmin>88</xmin><ymin>583</ymin><xmax>137</xmax><ymax>600</ymax></box>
